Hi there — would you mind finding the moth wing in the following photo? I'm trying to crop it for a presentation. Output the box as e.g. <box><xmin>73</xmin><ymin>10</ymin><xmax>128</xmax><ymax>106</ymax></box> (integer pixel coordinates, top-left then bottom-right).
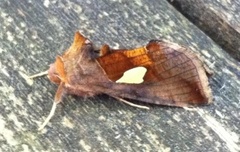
<box><xmin>97</xmin><ymin>41</ymin><xmax>212</xmax><ymax>107</ymax></box>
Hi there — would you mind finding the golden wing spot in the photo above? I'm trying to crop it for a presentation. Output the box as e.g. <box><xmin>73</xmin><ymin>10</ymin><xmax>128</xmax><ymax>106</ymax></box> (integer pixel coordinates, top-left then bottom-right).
<box><xmin>116</xmin><ymin>67</ymin><xmax>147</xmax><ymax>84</ymax></box>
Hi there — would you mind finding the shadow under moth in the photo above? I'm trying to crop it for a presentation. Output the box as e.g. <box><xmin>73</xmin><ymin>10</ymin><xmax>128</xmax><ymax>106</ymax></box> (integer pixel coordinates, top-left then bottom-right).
<box><xmin>30</xmin><ymin>31</ymin><xmax>212</xmax><ymax>130</ymax></box>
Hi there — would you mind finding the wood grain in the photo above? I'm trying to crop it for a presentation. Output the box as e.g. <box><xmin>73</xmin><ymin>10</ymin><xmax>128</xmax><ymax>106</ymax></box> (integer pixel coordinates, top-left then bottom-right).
<box><xmin>0</xmin><ymin>0</ymin><xmax>239</xmax><ymax>151</ymax></box>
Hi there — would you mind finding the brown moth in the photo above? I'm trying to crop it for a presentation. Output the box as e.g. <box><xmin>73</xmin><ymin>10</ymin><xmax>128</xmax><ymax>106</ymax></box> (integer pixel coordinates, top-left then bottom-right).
<box><xmin>30</xmin><ymin>31</ymin><xmax>212</xmax><ymax>130</ymax></box>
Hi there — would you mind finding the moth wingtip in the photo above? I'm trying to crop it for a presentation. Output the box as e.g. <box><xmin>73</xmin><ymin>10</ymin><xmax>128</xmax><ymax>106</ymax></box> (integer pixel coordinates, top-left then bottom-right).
<box><xmin>207</xmin><ymin>96</ymin><xmax>213</xmax><ymax>104</ymax></box>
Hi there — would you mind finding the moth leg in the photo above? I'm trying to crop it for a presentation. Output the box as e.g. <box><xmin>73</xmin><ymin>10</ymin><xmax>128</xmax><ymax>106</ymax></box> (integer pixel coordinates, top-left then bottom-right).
<box><xmin>111</xmin><ymin>96</ymin><xmax>149</xmax><ymax>110</ymax></box>
<box><xmin>183</xmin><ymin>107</ymin><xmax>197</xmax><ymax>111</ymax></box>
<box><xmin>28</xmin><ymin>70</ymin><xmax>48</xmax><ymax>79</ymax></box>
<box><xmin>38</xmin><ymin>82</ymin><xmax>64</xmax><ymax>131</ymax></box>
<box><xmin>38</xmin><ymin>102</ymin><xmax>58</xmax><ymax>131</ymax></box>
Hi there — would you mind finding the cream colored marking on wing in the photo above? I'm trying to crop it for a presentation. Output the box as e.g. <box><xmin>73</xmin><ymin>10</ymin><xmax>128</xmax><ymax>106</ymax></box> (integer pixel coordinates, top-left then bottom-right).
<box><xmin>116</xmin><ymin>67</ymin><xmax>147</xmax><ymax>84</ymax></box>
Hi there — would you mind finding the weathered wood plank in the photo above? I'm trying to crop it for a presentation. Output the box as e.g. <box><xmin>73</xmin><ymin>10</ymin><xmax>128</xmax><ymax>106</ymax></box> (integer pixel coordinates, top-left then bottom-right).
<box><xmin>167</xmin><ymin>0</ymin><xmax>240</xmax><ymax>60</ymax></box>
<box><xmin>0</xmin><ymin>0</ymin><xmax>239</xmax><ymax>151</ymax></box>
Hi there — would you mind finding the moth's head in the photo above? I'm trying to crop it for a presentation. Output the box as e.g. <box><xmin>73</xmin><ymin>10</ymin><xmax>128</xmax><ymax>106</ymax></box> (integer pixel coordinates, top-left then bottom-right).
<box><xmin>48</xmin><ymin>32</ymin><xmax>92</xmax><ymax>84</ymax></box>
<box><xmin>48</xmin><ymin>64</ymin><xmax>60</xmax><ymax>84</ymax></box>
<box><xmin>47</xmin><ymin>31</ymin><xmax>96</xmax><ymax>85</ymax></box>
<box><xmin>48</xmin><ymin>56</ymin><xmax>67</xmax><ymax>84</ymax></box>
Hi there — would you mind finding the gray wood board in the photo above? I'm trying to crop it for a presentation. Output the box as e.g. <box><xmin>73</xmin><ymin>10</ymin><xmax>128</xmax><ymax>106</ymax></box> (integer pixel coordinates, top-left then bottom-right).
<box><xmin>0</xmin><ymin>0</ymin><xmax>239</xmax><ymax>152</ymax></box>
<box><xmin>167</xmin><ymin>0</ymin><xmax>240</xmax><ymax>61</ymax></box>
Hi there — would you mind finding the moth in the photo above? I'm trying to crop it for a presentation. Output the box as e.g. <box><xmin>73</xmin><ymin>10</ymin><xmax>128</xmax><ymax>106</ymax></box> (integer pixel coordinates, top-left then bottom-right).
<box><xmin>30</xmin><ymin>31</ymin><xmax>212</xmax><ymax>130</ymax></box>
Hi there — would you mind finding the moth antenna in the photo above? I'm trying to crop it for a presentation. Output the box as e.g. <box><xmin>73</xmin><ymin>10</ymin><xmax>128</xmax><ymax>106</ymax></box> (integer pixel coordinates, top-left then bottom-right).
<box><xmin>111</xmin><ymin>96</ymin><xmax>150</xmax><ymax>110</ymax></box>
<box><xmin>38</xmin><ymin>102</ymin><xmax>58</xmax><ymax>131</ymax></box>
<box><xmin>28</xmin><ymin>70</ymin><xmax>48</xmax><ymax>79</ymax></box>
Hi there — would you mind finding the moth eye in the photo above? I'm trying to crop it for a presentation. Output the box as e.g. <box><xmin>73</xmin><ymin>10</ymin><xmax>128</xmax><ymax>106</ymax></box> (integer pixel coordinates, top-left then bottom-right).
<box><xmin>116</xmin><ymin>67</ymin><xmax>147</xmax><ymax>84</ymax></box>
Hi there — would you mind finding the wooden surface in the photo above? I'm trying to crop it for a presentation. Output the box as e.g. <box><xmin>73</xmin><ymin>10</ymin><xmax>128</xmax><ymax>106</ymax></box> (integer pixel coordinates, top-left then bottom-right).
<box><xmin>0</xmin><ymin>0</ymin><xmax>240</xmax><ymax>151</ymax></box>
<box><xmin>167</xmin><ymin>0</ymin><xmax>240</xmax><ymax>61</ymax></box>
